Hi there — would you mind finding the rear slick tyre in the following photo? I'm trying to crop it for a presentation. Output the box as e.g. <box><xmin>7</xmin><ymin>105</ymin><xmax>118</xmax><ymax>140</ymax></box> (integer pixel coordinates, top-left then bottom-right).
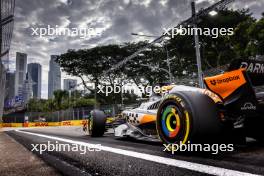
<box><xmin>89</xmin><ymin>110</ymin><xmax>107</xmax><ymax>137</ymax></box>
<box><xmin>156</xmin><ymin>91</ymin><xmax>224</xmax><ymax>144</ymax></box>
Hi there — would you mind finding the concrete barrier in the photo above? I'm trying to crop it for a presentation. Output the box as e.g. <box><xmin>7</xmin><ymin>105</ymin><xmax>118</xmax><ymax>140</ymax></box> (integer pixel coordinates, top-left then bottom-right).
<box><xmin>0</xmin><ymin>120</ymin><xmax>87</xmax><ymax>128</ymax></box>
<box><xmin>2</xmin><ymin>123</ymin><xmax>23</xmax><ymax>127</ymax></box>
<box><xmin>48</xmin><ymin>122</ymin><xmax>61</xmax><ymax>126</ymax></box>
<box><xmin>0</xmin><ymin>117</ymin><xmax>113</xmax><ymax>128</ymax></box>
<box><xmin>61</xmin><ymin>120</ymin><xmax>87</xmax><ymax>126</ymax></box>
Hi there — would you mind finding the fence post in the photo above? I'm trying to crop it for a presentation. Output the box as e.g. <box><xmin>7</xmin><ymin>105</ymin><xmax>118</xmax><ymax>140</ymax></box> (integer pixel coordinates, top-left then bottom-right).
<box><xmin>82</xmin><ymin>108</ymin><xmax>84</xmax><ymax>119</ymax></box>
<box><xmin>72</xmin><ymin>109</ymin><xmax>74</xmax><ymax>120</ymax></box>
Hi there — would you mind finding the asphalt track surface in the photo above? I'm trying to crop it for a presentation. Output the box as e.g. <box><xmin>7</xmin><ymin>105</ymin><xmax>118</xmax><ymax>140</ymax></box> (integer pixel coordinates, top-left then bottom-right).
<box><xmin>5</xmin><ymin>126</ymin><xmax>264</xmax><ymax>176</ymax></box>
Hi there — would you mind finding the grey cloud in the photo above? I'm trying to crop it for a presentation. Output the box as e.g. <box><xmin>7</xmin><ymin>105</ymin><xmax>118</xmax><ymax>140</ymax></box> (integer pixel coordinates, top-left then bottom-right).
<box><xmin>10</xmin><ymin>0</ymin><xmax>264</xmax><ymax>98</ymax></box>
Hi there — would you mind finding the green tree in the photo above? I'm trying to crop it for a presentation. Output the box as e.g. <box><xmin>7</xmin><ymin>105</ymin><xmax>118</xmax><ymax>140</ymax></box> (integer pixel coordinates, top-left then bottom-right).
<box><xmin>159</xmin><ymin>9</ymin><xmax>255</xmax><ymax>83</ymax></box>
<box><xmin>44</xmin><ymin>99</ymin><xmax>56</xmax><ymax>112</ymax></box>
<box><xmin>57</xmin><ymin>9</ymin><xmax>260</xmax><ymax>101</ymax></box>
<box><xmin>53</xmin><ymin>90</ymin><xmax>69</xmax><ymax>110</ymax></box>
<box><xmin>246</xmin><ymin>17</ymin><xmax>264</xmax><ymax>56</ymax></box>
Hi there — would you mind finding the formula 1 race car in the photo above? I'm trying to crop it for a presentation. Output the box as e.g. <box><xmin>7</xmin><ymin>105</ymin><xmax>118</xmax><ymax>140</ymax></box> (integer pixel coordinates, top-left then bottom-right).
<box><xmin>84</xmin><ymin>59</ymin><xmax>264</xmax><ymax>144</ymax></box>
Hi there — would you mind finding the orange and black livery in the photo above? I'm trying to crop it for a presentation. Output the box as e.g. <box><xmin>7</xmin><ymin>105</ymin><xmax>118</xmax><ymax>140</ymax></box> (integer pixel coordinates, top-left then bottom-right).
<box><xmin>85</xmin><ymin>59</ymin><xmax>264</xmax><ymax>145</ymax></box>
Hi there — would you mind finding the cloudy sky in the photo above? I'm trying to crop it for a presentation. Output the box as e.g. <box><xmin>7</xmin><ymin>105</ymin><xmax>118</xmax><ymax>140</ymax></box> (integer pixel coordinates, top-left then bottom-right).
<box><xmin>9</xmin><ymin>0</ymin><xmax>264</xmax><ymax>99</ymax></box>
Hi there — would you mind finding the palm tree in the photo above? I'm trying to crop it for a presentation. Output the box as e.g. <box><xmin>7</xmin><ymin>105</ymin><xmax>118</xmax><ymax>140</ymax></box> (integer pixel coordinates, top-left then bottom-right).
<box><xmin>44</xmin><ymin>99</ymin><xmax>56</xmax><ymax>112</ymax></box>
<box><xmin>53</xmin><ymin>90</ymin><xmax>69</xmax><ymax>110</ymax></box>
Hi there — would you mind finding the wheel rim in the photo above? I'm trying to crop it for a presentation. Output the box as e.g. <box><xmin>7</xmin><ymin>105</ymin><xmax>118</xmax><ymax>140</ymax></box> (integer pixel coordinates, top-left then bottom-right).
<box><xmin>158</xmin><ymin>102</ymin><xmax>191</xmax><ymax>144</ymax></box>
<box><xmin>161</xmin><ymin>105</ymin><xmax>181</xmax><ymax>138</ymax></box>
<box><xmin>89</xmin><ymin>116</ymin><xmax>93</xmax><ymax>134</ymax></box>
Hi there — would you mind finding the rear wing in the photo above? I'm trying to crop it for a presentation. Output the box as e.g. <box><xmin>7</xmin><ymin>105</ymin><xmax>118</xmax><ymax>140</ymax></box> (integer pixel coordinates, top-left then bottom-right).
<box><xmin>228</xmin><ymin>59</ymin><xmax>264</xmax><ymax>86</ymax></box>
<box><xmin>204</xmin><ymin>69</ymin><xmax>258</xmax><ymax>115</ymax></box>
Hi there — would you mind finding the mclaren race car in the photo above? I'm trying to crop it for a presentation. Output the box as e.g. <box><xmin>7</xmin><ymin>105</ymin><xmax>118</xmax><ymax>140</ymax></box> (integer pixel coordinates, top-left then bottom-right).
<box><xmin>84</xmin><ymin>59</ymin><xmax>264</xmax><ymax>144</ymax></box>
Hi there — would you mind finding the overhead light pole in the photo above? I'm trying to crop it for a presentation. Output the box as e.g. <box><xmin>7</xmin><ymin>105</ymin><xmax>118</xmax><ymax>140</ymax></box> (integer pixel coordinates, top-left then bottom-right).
<box><xmin>0</xmin><ymin>0</ymin><xmax>2</xmax><ymax>61</ymax></box>
<box><xmin>191</xmin><ymin>1</ymin><xmax>204</xmax><ymax>88</ymax></box>
<box><xmin>131</xmin><ymin>33</ymin><xmax>159</xmax><ymax>38</ymax></box>
<box><xmin>209</xmin><ymin>10</ymin><xmax>218</xmax><ymax>16</ymax></box>
<box><xmin>163</xmin><ymin>36</ymin><xmax>174</xmax><ymax>83</ymax></box>
<box><xmin>104</xmin><ymin>0</ymin><xmax>235</xmax><ymax>79</ymax></box>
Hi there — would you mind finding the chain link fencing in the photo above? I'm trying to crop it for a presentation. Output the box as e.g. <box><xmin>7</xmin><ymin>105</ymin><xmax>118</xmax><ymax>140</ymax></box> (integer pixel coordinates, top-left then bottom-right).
<box><xmin>25</xmin><ymin>105</ymin><xmax>125</xmax><ymax>123</ymax></box>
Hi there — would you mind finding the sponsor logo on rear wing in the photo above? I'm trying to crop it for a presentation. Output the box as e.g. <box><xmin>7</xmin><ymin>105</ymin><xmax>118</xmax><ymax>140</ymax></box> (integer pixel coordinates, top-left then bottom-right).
<box><xmin>240</xmin><ymin>62</ymin><xmax>264</xmax><ymax>74</ymax></box>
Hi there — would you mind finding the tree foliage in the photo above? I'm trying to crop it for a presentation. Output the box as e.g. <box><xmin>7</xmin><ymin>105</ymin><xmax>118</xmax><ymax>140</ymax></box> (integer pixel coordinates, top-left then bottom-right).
<box><xmin>56</xmin><ymin>9</ymin><xmax>264</xmax><ymax>105</ymax></box>
<box><xmin>27</xmin><ymin>90</ymin><xmax>96</xmax><ymax>112</ymax></box>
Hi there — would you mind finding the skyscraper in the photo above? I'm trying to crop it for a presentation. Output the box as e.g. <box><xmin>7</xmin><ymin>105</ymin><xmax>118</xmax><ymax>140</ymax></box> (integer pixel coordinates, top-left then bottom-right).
<box><xmin>4</xmin><ymin>71</ymin><xmax>16</xmax><ymax>108</ymax></box>
<box><xmin>27</xmin><ymin>63</ymin><xmax>42</xmax><ymax>99</ymax></box>
<box><xmin>63</xmin><ymin>79</ymin><xmax>77</xmax><ymax>91</ymax></box>
<box><xmin>5</xmin><ymin>71</ymin><xmax>15</xmax><ymax>100</ymax></box>
<box><xmin>22</xmin><ymin>73</ymin><xmax>33</xmax><ymax>103</ymax></box>
<box><xmin>0</xmin><ymin>63</ymin><xmax>6</xmax><ymax>119</ymax></box>
<box><xmin>48</xmin><ymin>55</ymin><xmax>61</xmax><ymax>99</ymax></box>
<box><xmin>15</xmin><ymin>52</ymin><xmax>27</xmax><ymax>97</ymax></box>
<box><xmin>0</xmin><ymin>0</ymin><xmax>16</xmax><ymax>121</ymax></box>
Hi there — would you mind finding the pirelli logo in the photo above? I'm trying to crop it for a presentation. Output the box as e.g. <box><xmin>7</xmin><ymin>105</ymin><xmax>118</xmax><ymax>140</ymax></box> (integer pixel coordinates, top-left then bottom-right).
<box><xmin>210</xmin><ymin>75</ymin><xmax>240</xmax><ymax>86</ymax></box>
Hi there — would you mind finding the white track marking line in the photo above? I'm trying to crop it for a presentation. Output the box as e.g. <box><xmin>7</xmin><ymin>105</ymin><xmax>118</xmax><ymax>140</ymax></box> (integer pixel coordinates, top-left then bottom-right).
<box><xmin>16</xmin><ymin>130</ymin><xmax>260</xmax><ymax>176</ymax></box>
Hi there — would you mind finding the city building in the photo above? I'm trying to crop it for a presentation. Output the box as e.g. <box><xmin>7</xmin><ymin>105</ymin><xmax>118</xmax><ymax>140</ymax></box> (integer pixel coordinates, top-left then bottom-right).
<box><xmin>0</xmin><ymin>0</ymin><xmax>16</xmax><ymax>120</ymax></box>
<box><xmin>63</xmin><ymin>79</ymin><xmax>77</xmax><ymax>91</ymax></box>
<box><xmin>48</xmin><ymin>55</ymin><xmax>61</xmax><ymax>98</ymax></box>
<box><xmin>0</xmin><ymin>64</ymin><xmax>6</xmax><ymax>117</ymax></box>
<box><xmin>27</xmin><ymin>63</ymin><xmax>42</xmax><ymax>99</ymax></box>
<box><xmin>15</xmin><ymin>52</ymin><xmax>27</xmax><ymax>97</ymax></box>
<box><xmin>5</xmin><ymin>71</ymin><xmax>15</xmax><ymax>100</ymax></box>
<box><xmin>22</xmin><ymin>73</ymin><xmax>33</xmax><ymax>103</ymax></box>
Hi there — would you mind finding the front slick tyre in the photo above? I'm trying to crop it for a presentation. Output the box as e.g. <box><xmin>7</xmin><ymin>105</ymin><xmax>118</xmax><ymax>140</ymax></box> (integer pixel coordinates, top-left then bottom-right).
<box><xmin>156</xmin><ymin>91</ymin><xmax>223</xmax><ymax>145</ymax></box>
<box><xmin>89</xmin><ymin>110</ymin><xmax>107</xmax><ymax>137</ymax></box>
